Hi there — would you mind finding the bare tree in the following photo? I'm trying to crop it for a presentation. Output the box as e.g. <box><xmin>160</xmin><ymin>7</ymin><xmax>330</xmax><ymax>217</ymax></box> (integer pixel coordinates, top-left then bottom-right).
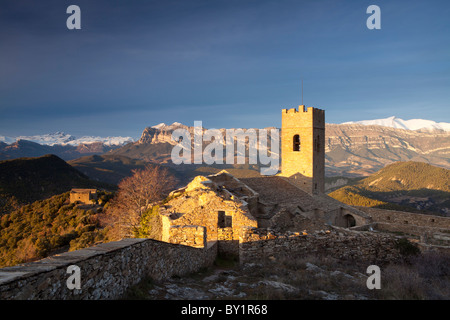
<box><xmin>105</xmin><ymin>165</ymin><xmax>177</xmax><ymax>239</ymax></box>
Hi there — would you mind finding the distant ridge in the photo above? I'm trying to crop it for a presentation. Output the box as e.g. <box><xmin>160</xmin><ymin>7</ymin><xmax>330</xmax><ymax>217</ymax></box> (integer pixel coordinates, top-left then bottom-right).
<box><xmin>0</xmin><ymin>139</ymin><xmax>128</xmax><ymax>161</ymax></box>
<box><xmin>0</xmin><ymin>132</ymin><xmax>134</xmax><ymax>146</ymax></box>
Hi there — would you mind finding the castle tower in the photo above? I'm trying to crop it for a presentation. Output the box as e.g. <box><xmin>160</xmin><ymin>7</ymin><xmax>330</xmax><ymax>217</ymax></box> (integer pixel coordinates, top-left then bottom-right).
<box><xmin>280</xmin><ymin>105</ymin><xmax>325</xmax><ymax>194</ymax></box>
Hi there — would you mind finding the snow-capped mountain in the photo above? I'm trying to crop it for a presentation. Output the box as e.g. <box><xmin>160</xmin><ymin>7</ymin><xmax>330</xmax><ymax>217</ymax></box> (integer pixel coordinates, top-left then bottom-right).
<box><xmin>342</xmin><ymin>116</ymin><xmax>450</xmax><ymax>132</ymax></box>
<box><xmin>0</xmin><ymin>132</ymin><xmax>135</xmax><ymax>146</ymax></box>
<box><xmin>151</xmin><ymin>122</ymin><xmax>187</xmax><ymax>130</ymax></box>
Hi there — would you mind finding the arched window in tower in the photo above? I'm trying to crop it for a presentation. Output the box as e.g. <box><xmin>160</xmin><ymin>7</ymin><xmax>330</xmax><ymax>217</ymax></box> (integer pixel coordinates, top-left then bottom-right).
<box><xmin>293</xmin><ymin>134</ymin><xmax>300</xmax><ymax>152</ymax></box>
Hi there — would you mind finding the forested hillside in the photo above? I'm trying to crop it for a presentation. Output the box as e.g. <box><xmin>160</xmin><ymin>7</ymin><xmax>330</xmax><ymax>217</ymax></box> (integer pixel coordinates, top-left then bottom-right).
<box><xmin>329</xmin><ymin>161</ymin><xmax>450</xmax><ymax>215</ymax></box>
<box><xmin>0</xmin><ymin>191</ymin><xmax>114</xmax><ymax>268</ymax></box>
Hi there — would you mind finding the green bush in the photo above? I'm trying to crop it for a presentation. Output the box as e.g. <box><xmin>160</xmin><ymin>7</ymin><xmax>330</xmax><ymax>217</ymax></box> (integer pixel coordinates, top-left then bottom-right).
<box><xmin>133</xmin><ymin>205</ymin><xmax>161</xmax><ymax>240</ymax></box>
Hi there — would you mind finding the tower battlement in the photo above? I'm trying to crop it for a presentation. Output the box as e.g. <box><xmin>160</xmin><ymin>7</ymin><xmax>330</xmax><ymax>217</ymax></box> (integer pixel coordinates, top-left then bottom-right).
<box><xmin>282</xmin><ymin>105</ymin><xmax>323</xmax><ymax>114</ymax></box>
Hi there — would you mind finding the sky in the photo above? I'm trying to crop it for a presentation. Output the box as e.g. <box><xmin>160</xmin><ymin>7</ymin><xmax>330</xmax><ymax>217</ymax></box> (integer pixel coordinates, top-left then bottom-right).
<box><xmin>0</xmin><ymin>0</ymin><xmax>449</xmax><ymax>139</ymax></box>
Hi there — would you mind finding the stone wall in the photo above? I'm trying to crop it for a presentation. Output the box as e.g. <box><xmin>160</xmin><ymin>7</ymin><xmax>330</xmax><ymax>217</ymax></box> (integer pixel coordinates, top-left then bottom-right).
<box><xmin>239</xmin><ymin>226</ymin><xmax>403</xmax><ymax>265</ymax></box>
<box><xmin>69</xmin><ymin>189</ymin><xmax>97</xmax><ymax>205</ymax></box>
<box><xmin>0</xmin><ymin>238</ymin><xmax>217</xmax><ymax>300</ymax></box>
<box><xmin>160</xmin><ymin>176</ymin><xmax>258</xmax><ymax>244</ymax></box>
<box><xmin>217</xmin><ymin>227</ymin><xmax>238</xmax><ymax>257</ymax></box>
<box><xmin>167</xmin><ymin>225</ymin><xmax>206</xmax><ymax>248</ymax></box>
<box><xmin>355</xmin><ymin>206</ymin><xmax>450</xmax><ymax>241</ymax></box>
<box><xmin>356</xmin><ymin>206</ymin><xmax>450</xmax><ymax>229</ymax></box>
<box><xmin>160</xmin><ymin>175</ymin><xmax>258</xmax><ymax>257</ymax></box>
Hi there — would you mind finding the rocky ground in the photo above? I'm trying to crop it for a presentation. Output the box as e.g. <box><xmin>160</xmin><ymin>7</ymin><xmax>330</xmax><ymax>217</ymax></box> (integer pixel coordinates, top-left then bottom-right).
<box><xmin>124</xmin><ymin>252</ymin><xmax>450</xmax><ymax>300</ymax></box>
<box><xmin>141</xmin><ymin>263</ymin><xmax>369</xmax><ymax>300</ymax></box>
<box><xmin>124</xmin><ymin>256</ymin><xmax>372</xmax><ymax>300</ymax></box>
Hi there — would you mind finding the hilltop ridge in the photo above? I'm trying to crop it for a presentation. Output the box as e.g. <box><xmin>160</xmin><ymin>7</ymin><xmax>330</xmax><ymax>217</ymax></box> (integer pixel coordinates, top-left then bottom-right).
<box><xmin>329</xmin><ymin>161</ymin><xmax>450</xmax><ymax>215</ymax></box>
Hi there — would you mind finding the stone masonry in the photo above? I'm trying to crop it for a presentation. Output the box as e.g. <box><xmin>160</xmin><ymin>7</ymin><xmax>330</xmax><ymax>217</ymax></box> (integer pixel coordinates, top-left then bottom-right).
<box><xmin>0</xmin><ymin>238</ymin><xmax>217</xmax><ymax>300</ymax></box>
<box><xmin>279</xmin><ymin>106</ymin><xmax>325</xmax><ymax>195</ymax></box>
<box><xmin>239</xmin><ymin>226</ymin><xmax>403</xmax><ymax>265</ymax></box>
<box><xmin>159</xmin><ymin>174</ymin><xmax>258</xmax><ymax>256</ymax></box>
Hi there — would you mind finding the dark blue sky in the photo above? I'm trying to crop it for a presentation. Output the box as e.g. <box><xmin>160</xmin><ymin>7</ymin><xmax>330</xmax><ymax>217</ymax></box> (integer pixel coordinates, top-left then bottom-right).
<box><xmin>1</xmin><ymin>0</ymin><xmax>449</xmax><ymax>138</ymax></box>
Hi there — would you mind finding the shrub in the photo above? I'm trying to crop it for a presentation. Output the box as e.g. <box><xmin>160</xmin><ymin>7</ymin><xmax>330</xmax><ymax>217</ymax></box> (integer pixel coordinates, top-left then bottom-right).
<box><xmin>133</xmin><ymin>206</ymin><xmax>162</xmax><ymax>240</ymax></box>
<box><xmin>395</xmin><ymin>238</ymin><xmax>421</xmax><ymax>257</ymax></box>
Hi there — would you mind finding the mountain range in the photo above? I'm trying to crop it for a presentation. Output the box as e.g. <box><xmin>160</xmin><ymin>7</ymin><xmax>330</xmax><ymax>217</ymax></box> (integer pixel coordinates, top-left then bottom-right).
<box><xmin>0</xmin><ymin>139</ymin><xmax>128</xmax><ymax>161</ymax></box>
<box><xmin>325</xmin><ymin>123</ymin><xmax>450</xmax><ymax>176</ymax></box>
<box><xmin>1</xmin><ymin>117</ymin><xmax>449</xmax><ymax>176</ymax></box>
<box><xmin>0</xmin><ymin>132</ymin><xmax>134</xmax><ymax>146</ymax></box>
<box><xmin>112</xmin><ymin>118</ymin><xmax>450</xmax><ymax>177</ymax></box>
<box><xmin>0</xmin><ymin>132</ymin><xmax>133</xmax><ymax>161</ymax></box>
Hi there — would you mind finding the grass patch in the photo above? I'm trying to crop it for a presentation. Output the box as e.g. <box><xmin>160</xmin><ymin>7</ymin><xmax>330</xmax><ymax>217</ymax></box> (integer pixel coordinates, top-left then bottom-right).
<box><xmin>123</xmin><ymin>276</ymin><xmax>155</xmax><ymax>300</ymax></box>
<box><xmin>214</xmin><ymin>254</ymin><xmax>238</xmax><ymax>268</ymax></box>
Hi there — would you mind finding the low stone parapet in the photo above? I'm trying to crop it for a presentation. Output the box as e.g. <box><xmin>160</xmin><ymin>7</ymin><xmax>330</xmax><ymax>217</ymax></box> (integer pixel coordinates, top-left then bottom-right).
<box><xmin>0</xmin><ymin>238</ymin><xmax>217</xmax><ymax>300</ymax></box>
<box><xmin>239</xmin><ymin>226</ymin><xmax>403</xmax><ymax>265</ymax></box>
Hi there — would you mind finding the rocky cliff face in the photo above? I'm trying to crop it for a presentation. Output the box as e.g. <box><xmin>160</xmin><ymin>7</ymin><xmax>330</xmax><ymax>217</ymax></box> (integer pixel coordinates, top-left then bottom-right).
<box><xmin>138</xmin><ymin>123</ymin><xmax>191</xmax><ymax>145</ymax></box>
<box><xmin>325</xmin><ymin>124</ymin><xmax>450</xmax><ymax>176</ymax></box>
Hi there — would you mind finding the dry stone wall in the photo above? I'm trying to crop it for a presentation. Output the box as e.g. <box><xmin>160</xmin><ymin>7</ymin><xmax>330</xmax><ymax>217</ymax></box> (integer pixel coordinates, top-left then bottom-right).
<box><xmin>160</xmin><ymin>175</ymin><xmax>258</xmax><ymax>256</ymax></box>
<box><xmin>356</xmin><ymin>206</ymin><xmax>450</xmax><ymax>248</ymax></box>
<box><xmin>217</xmin><ymin>227</ymin><xmax>238</xmax><ymax>256</ymax></box>
<box><xmin>0</xmin><ymin>238</ymin><xmax>217</xmax><ymax>300</ymax></box>
<box><xmin>168</xmin><ymin>225</ymin><xmax>207</xmax><ymax>247</ymax></box>
<box><xmin>356</xmin><ymin>206</ymin><xmax>450</xmax><ymax>229</ymax></box>
<box><xmin>239</xmin><ymin>227</ymin><xmax>403</xmax><ymax>265</ymax></box>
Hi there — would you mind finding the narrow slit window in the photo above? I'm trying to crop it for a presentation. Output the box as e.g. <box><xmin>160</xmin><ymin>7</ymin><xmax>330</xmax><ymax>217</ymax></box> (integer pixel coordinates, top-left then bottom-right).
<box><xmin>293</xmin><ymin>135</ymin><xmax>300</xmax><ymax>151</ymax></box>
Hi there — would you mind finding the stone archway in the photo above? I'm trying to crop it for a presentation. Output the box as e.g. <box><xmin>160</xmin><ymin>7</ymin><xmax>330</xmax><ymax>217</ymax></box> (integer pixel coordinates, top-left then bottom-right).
<box><xmin>344</xmin><ymin>214</ymin><xmax>356</xmax><ymax>228</ymax></box>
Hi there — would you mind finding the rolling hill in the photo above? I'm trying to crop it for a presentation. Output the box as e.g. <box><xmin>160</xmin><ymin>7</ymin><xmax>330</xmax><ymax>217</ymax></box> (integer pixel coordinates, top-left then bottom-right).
<box><xmin>68</xmin><ymin>155</ymin><xmax>151</xmax><ymax>185</ymax></box>
<box><xmin>68</xmin><ymin>154</ymin><xmax>187</xmax><ymax>187</ymax></box>
<box><xmin>328</xmin><ymin>161</ymin><xmax>450</xmax><ymax>215</ymax></box>
<box><xmin>0</xmin><ymin>154</ymin><xmax>113</xmax><ymax>212</ymax></box>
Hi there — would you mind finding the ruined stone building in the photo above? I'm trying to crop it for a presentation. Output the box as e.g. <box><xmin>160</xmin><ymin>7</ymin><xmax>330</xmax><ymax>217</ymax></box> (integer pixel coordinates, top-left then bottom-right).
<box><xmin>69</xmin><ymin>188</ymin><xmax>98</xmax><ymax>205</ymax></box>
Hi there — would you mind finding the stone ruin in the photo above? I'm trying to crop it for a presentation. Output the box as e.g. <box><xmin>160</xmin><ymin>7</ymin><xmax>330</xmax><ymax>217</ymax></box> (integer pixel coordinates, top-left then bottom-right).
<box><xmin>156</xmin><ymin>170</ymin><xmax>450</xmax><ymax>262</ymax></box>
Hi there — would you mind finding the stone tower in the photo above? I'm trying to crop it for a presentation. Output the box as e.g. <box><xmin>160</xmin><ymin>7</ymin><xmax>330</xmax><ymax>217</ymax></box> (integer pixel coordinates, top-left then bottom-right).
<box><xmin>279</xmin><ymin>105</ymin><xmax>325</xmax><ymax>194</ymax></box>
